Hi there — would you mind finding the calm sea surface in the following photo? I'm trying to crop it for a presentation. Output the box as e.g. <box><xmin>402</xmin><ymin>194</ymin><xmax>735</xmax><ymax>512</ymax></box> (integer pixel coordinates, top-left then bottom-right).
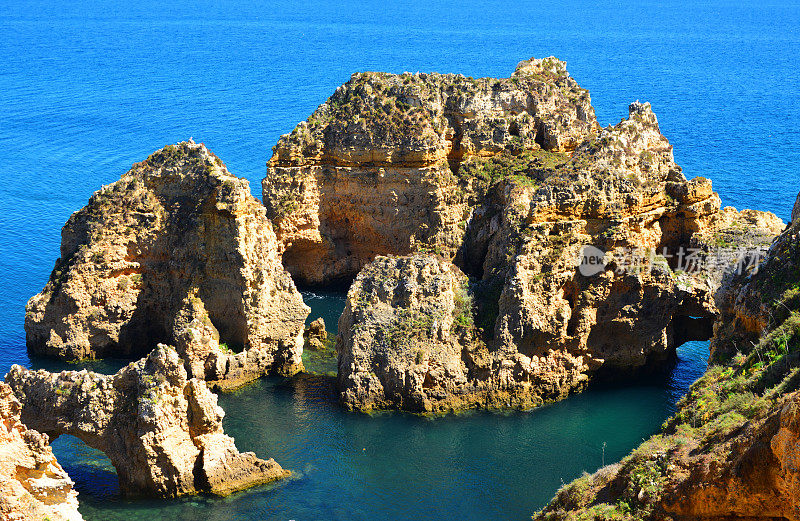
<box><xmin>1</xmin><ymin>1</ymin><xmax>798</xmax><ymax>519</ymax></box>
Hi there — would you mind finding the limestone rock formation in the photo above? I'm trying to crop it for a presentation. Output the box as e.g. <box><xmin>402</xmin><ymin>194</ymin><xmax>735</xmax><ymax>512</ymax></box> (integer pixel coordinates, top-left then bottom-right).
<box><xmin>304</xmin><ymin>317</ymin><xmax>328</xmax><ymax>351</ymax></box>
<box><xmin>5</xmin><ymin>346</ymin><xmax>289</xmax><ymax>498</ymax></box>
<box><xmin>712</xmin><ymin>198</ymin><xmax>798</xmax><ymax>361</ymax></box>
<box><xmin>25</xmin><ymin>140</ymin><xmax>309</xmax><ymax>387</ymax></box>
<box><xmin>534</xmin><ymin>193</ymin><xmax>800</xmax><ymax>521</ymax></box>
<box><xmin>263</xmin><ymin>57</ymin><xmax>598</xmax><ymax>285</ymax></box>
<box><xmin>0</xmin><ymin>383</ymin><xmax>83</xmax><ymax>521</ymax></box>
<box><xmin>334</xmin><ymin>98</ymin><xmax>783</xmax><ymax>413</ymax></box>
<box><xmin>337</xmin><ymin>255</ymin><xmax>482</xmax><ymax>412</ymax></box>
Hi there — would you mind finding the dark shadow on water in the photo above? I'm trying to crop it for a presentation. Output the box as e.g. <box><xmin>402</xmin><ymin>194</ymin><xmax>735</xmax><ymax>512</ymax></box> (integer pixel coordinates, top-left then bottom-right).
<box><xmin>300</xmin><ymin>288</ymin><xmax>348</xmax><ymax>335</ymax></box>
<box><xmin>586</xmin><ymin>340</ymin><xmax>709</xmax><ymax>405</ymax></box>
<box><xmin>50</xmin><ymin>434</ymin><xmax>119</xmax><ymax>500</ymax></box>
<box><xmin>296</xmin><ymin>278</ymin><xmax>354</xmax><ymax>294</ymax></box>
<box><xmin>29</xmin><ymin>356</ymin><xmax>131</xmax><ymax>375</ymax></box>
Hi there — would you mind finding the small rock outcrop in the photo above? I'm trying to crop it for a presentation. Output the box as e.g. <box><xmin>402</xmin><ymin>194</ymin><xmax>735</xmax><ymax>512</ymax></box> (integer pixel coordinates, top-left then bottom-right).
<box><xmin>0</xmin><ymin>383</ymin><xmax>83</xmax><ymax>521</ymax></box>
<box><xmin>263</xmin><ymin>57</ymin><xmax>598</xmax><ymax>285</ymax></box>
<box><xmin>534</xmin><ymin>193</ymin><xmax>800</xmax><ymax>521</ymax></box>
<box><xmin>303</xmin><ymin>317</ymin><xmax>328</xmax><ymax>351</ymax></box>
<box><xmin>25</xmin><ymin>140</ymin><xmax>310</xmax><ymax>387</ymax></box>
<box><xmin>5</xmin><ymin>347</ymin><xmax>288</xmax><ymax>498</ymax></box>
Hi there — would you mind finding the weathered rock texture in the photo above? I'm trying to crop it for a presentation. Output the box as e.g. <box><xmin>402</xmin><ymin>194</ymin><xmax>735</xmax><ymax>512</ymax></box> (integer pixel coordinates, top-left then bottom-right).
<box><xmin>304</xmin><ymin>317</ymin><xmax>328</xmax><ymax>351</ymax></box>
<box><xmin>337</xmin><ymin>255</ymin><xmax>484</xmax><ymax>412</ymax></box>
<box><xmin>263</xmin><ymin>57</ymin><xmax>598</xmax><ymax>285</ymax></box>
<box><xmin>712</xmin><ymin>202</ymin><xmax>800</xmax><ymax>362</ymax></box>
<box><xmin>331</xmin><ymin>82</ymin><xmax>782</xmax><ymax>412</ymax></box>
<box><xmin>535</xmin><ymin>193</ymin><xmax>800</xmax><ymax>521</ymax></box>
<box><xmin>26</xmin><ymin>140</ymin><xmax>309</xmax><ymax>387</ymax></box>
<box><xmin>5</xmin><ymin>347</ymin><xmax>289</xmax><ymax>498</ymax></box>
<box><xmin>0</xmin><ymin>383</ymin><xmax>83</xmax><ymax>521</ymax></box>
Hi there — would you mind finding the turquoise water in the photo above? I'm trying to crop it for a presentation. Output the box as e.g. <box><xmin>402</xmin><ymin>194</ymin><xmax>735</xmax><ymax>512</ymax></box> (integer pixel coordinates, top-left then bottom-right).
<box><xmin>49</xmin><ymin>337</ymin><xmax>709</xmax><ymax>521</ymax></box>
<box><xmin>1</xmin><ymin>0</ymin><xmax>798</xmax><ymax>519</ymax></box>
<box><xmin>301</xmin><ymin>289</ymin><xmax>348</xmax><ymax>335</ymax></box>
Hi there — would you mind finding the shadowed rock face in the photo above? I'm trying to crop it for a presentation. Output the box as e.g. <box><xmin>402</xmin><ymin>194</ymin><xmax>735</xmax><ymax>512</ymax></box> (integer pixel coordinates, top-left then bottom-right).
<box><xmin>793</xmin><ymin>191</ymin><xmax>800</xmax><ymax>223</ymax></box>
<box><xmin>0</xmin><ymin>383</ymin><xmax>83</xmax><ymax>521</ymax></box>
<box><xmin>25</xmin><ymin>140</ymin><xmax>309</xmax><ymax>387</ymax></box>
<box><xmin>263</xmin><ymin>57</ymin><xmax>598</xmax><ymax>285</ymax></box>
<box><xmin>713</xmin><ymin>198</ymin><xmax>800</xmax><ymax>362</ymax></box>
<box><xmin>5</xmin><ymin>347</ymin><xmax>289</xmax><ymax>498</ymax></box>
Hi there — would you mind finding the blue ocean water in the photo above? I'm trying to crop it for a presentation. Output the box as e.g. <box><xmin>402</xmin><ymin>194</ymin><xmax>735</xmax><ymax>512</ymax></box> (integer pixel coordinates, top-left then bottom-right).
<box><xmin>0</xmin><ymin>0</ymin><xmax>798</xmax><ymax>519</ymax></box>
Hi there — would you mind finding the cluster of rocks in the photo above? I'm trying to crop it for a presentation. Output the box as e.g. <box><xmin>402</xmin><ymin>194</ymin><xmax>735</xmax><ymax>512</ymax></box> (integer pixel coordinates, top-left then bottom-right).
<box><xmin>534</xmin><ymin>193</ymin><xmax>800</xmax><ymax>521</ymax></box>
<box><xmin>264</xmin><ymin>58</ymin><xmax>782</xmax><ymax>412</ymax></box>
<box><xmin>6</xmin><ymin>347</ymin><xmax>288</xmax><ymax>498</ymax></box>
<box><xmin>11</xmin><ymin>141</ymin><xmax>306</xmax><ymax>505</ymax></box>
<box><xmin>9</xmin><ymin>57</ymin><xmax>796</xmax><ymax>517</ymax></box>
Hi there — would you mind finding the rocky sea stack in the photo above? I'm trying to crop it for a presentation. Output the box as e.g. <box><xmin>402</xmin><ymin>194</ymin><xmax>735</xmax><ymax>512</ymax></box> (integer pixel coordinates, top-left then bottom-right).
<box><xmin>264</xmin><ymin>58</ymin><xmax>783</xmax><ymax>412</ymax></box>
<box><xmin>337</xmin><ymin>255</ymin><xmax>482</xmax><ymax>412</ymax></box>
<box><xmin>25</xmin><ymin>140</ymin><xmax>309</xmax><ymax>388</ymax></box>
<box><xmin>263</xmin><ymin>57</ymin><xmax>597</xmax><ymax>285</ymax></box>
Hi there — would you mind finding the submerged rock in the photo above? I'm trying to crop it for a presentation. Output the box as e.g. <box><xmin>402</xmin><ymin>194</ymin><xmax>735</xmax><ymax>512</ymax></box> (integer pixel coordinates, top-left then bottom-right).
<box><xmin>0</xmin><ymin>383</ymin><xmax>83</xmax><ymax>521</ymax></box>
<box><xmin>5</xmin><ymin>347</ymin><xmax>288</xmax><ymax>498</ymax></box>
<box><xmin>25</xmin><ymin>140</ymin><xmax>310</xmax><ymax>387</ymax></box>
<box><xmin>263</xmin><ymin>57</ymin><xmax>598</xmax><ymax>285</ymax></box>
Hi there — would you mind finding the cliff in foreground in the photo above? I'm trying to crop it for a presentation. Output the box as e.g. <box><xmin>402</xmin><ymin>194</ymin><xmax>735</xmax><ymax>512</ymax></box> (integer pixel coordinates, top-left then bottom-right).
<box><xmin>535</xmin><ymin>196</ymin><xmax>800</xmax><ymax>521</ymax></box>
<box><xmin>0</xmin><ymin>382</ymin><xmax>83</xmax><ymax>521</ymax></box>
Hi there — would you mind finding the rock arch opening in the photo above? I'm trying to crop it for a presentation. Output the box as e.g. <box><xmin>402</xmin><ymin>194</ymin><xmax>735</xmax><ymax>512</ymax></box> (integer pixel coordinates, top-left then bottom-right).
<box><xmin>50</xmin><ymin>434</ymin><xmax>120</xmax><ymax>499</ymax></box>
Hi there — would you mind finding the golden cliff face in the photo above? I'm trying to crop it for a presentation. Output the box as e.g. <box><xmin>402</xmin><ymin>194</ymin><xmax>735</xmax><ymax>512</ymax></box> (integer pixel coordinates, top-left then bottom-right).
<box><xmin>478</xmin><ymin>103</ymin><xmax>781</xmax><ymax>380</ymax></box>
<box><xmin>0</xmin><ymin>383</ymin><xmax>83</xmax><ymax>521</ymax></box>
<box><xmin>25</xmin><ymin>141</ymin><xmax>309</xmax><ymax>386</ymax></box>
<box><xmin>263</xmin><ymin>57</ymin><xmax>598</xmax><ymax>285</ymax></box>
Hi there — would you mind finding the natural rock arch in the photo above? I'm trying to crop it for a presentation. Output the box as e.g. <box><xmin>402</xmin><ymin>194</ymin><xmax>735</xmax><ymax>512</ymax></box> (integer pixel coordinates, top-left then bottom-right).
<box><xmin>5</xmin><ymin>347</ymin><xmax>288</xmax><ymax>498</ymax></box>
